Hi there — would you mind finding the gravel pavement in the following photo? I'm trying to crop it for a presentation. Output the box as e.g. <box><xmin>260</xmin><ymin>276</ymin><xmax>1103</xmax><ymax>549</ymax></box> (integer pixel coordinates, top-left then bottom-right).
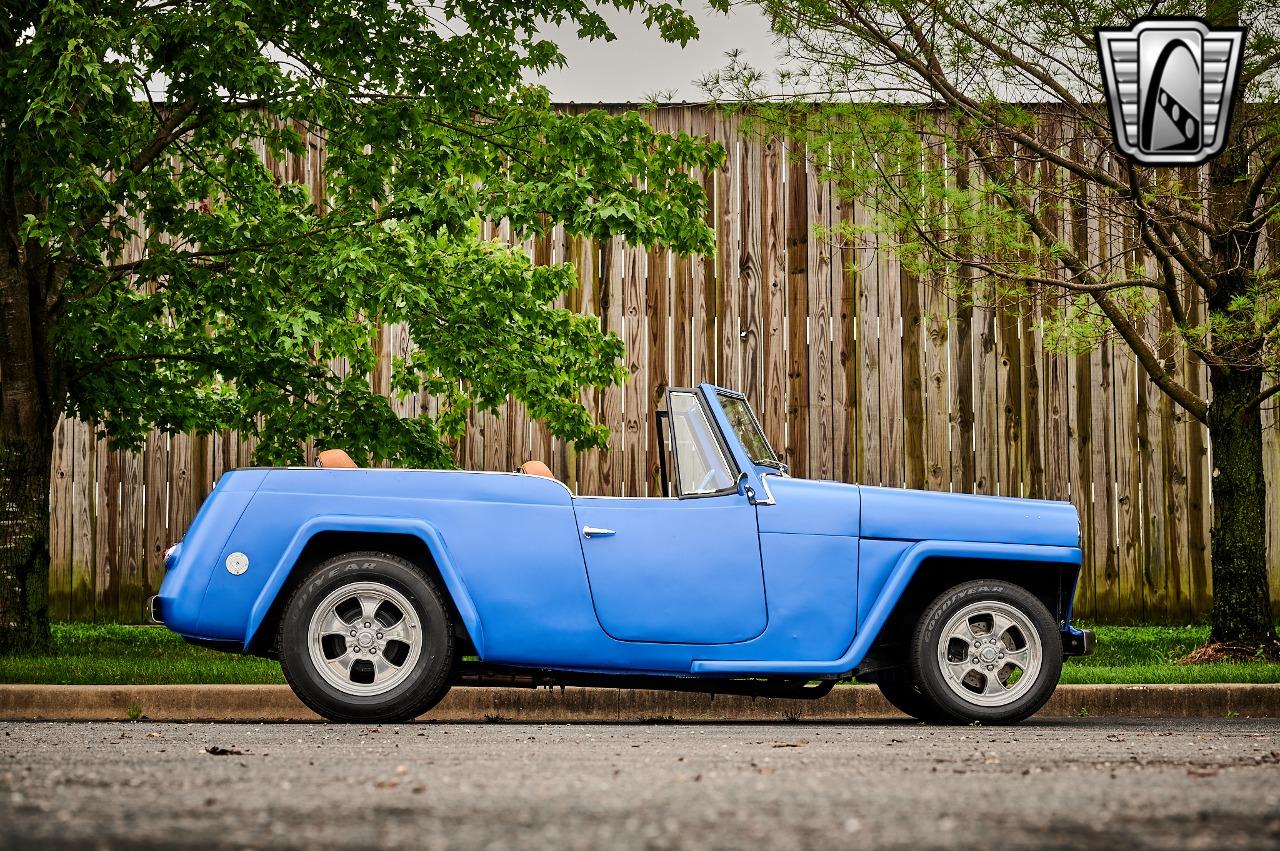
<box><xmin>1</xmin><ymin>719</ymin><xmax>1278</xmax><ymax>850</ymax></box>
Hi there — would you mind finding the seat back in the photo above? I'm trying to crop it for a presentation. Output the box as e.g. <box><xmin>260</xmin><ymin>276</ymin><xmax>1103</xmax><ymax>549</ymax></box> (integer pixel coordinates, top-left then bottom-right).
<box><xmin>520</xmin><ymin>460</ymin><xmax>558</xmax><ymax>482</ymax></box>
<box><xmin>317</xmin><ymin>449</ymin><xmax>358</xmax><ymax>469</ymax></box>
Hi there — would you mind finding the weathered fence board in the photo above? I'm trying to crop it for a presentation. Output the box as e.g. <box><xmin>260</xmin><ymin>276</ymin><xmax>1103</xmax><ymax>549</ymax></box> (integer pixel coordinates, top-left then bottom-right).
<box><xmin>47</xmin><ymin>105</ymin><xmax>1279</xmax><ymax>624</ymax></box>
<box><xmin>831</xmin><ymin>190</ymin><xmax>857</xmax><ymax>486</ymax></box>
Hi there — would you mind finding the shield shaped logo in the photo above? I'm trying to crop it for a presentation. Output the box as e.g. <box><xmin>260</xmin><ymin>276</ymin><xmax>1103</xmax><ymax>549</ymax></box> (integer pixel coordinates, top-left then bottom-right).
<box><xmin>1095</xmin><ymin>18</ymin><xmax>1246</xmax><ymax>166</ymax></box>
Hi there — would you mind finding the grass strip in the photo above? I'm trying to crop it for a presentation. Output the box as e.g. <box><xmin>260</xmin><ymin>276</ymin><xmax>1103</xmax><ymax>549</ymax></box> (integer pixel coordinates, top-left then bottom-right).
<box><xmin>1</xmin><ymin>623</ymin><xmax>1277</xmax><ymax>686</ymax></box>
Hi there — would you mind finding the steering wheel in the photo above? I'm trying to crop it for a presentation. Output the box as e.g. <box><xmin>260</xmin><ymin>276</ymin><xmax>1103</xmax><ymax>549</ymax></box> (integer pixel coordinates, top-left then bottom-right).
<box><xmin>695</xmin><ymin>468</ymin><xmax>717</xmax><ymax>493</ymax></box>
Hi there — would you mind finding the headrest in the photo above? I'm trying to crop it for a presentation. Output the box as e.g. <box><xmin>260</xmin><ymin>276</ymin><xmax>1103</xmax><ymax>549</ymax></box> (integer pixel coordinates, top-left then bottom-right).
<box><xmin>317</xmin><ymin>449</ymin><xmax>358</xmax><ymax>469</ymax></box>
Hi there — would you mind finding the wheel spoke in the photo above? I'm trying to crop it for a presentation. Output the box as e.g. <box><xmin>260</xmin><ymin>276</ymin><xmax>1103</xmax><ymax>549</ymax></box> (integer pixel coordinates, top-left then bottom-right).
<box><xmin>983</xmin><ymin>670</ymin><xmax>1008</xmax><ymax>696</ymax></box>
<box><xmin>946</xmin><ymin>660</ymin><xmax>975</xmax><ymax>683</ymax></box>
<box><xmin>355</xmin><ymin>593</ymin><xmax>381</xmax><ymax>625</ymax></box>
<box><xmin>371</xmin><ymin>653</ymin><xmax>397</xmax><ymax>679</ymax></box>
<box><xmin>948</xmin><ymin>620</ymin><xmax>976</xmax><ymax>645</ymax></box>
<box><xmin>1004</xmin><ymin>646</ymin><xmax>1032</xmax><ymax>669</ymax></box>
<box><xmin>989</xmin><ymin>611</ymin><xmax>1017</xmax><ymax>644</ymax></box>
<box><xmin>324</xmin><ymin>648</ymin><xmax>355</xmax><ymax>681</ymax></box>
<box><xmin>380</xmin><ymin>619</ymin><xmax>415</xmax><ymax>645</ymax></box>
<box><xmin>317</xmin><ymin>609</ymin><xmax>350</xmax><ymax>638</ymax></box>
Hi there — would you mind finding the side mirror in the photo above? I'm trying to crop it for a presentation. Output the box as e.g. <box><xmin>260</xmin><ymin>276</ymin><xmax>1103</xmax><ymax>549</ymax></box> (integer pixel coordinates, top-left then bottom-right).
<box><xmin>739</xmin><ymin>470</ymin><xmax>775</xmax><ymax>505</ymax></box>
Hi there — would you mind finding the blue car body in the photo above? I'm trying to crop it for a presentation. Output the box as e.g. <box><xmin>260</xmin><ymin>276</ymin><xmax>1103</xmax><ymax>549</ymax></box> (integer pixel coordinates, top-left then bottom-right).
<box><xmin>155</xmin><ymin>383</ymin><xmax>1089</xmax><ymax>681</ymax></box>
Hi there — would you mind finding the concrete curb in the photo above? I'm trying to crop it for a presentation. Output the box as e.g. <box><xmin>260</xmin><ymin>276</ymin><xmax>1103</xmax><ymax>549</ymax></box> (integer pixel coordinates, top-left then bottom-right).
<box><xmin>0</xmin><ymin>683</ymin><xmax>1276</xmax><ymax>722</ymax></box>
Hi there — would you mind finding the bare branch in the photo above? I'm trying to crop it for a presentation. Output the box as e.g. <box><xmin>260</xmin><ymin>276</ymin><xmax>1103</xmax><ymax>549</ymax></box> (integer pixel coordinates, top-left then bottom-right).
<box><xmin>965</xmin><ymin>135</ymin><xmax>1210</xmax><ymax>421</ymax></box>
<box><xmin>1243</xmin><ymin>145</ymin><xmax>1280</xmax><ymax>225</ymax></box>
<box><xmin>1242</xmin><ymin>382</ymin><xmax>1280</xmax><ymax>412</ymax></box>
<box><xmin>828</xmin><ymin>3</ymin><xmax>1217</xmax><ymax>237</ymax></box>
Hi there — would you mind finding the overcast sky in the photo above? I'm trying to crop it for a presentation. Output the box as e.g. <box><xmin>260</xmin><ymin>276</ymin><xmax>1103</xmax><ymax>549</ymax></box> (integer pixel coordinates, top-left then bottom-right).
<box><xmin>534</xmin><ymin>2</ymin><xmax>783</xmax><ymax>102</ymax></box>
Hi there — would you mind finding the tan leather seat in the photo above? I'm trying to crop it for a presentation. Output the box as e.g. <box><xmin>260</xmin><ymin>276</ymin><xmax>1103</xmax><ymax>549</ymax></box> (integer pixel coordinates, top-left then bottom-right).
<box><xmin>317</xmin><ymin>449</ymin><xmax>358</xmax><ymax>469</ymax></box>
<box><xmin>520</xmin><ymin>460</ymin><xmax>559</xmax><ymax>483</ymax></box>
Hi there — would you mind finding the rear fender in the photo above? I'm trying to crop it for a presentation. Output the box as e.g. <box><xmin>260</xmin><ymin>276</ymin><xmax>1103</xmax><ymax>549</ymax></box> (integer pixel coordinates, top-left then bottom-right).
<box><xmin>243</xmin><ymin>515</ymin><xmax>484</xmax><ymax>655</ymax></box>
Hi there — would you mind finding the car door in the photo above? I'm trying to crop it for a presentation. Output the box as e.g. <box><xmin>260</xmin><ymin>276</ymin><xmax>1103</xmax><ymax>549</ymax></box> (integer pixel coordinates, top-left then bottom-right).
<box><xmin>572</xmin><ymin>389</ymin><xmax>768</xmax><ymax>645</ymax></box>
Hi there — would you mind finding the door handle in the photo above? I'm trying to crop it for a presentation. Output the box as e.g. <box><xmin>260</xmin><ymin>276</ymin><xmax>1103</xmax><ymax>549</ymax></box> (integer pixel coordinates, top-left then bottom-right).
<box><xmin>582</xmin><ymin>526</ymin><xmax>615</xmax><ymax>538</ymax></box>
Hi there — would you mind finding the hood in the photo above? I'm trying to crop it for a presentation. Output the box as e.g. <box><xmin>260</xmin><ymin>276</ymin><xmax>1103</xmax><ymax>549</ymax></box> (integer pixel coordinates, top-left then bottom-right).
<box><xmin>858</xmin><ymin>486</ymin><xmax>1080</xmax><ymax>548</ymax></box>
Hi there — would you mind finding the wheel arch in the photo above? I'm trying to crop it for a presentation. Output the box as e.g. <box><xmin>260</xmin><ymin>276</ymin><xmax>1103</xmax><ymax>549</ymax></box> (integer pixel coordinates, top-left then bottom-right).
<box><xmin>856</xmin><ymin>542</ymin><xmax>1081</xmax><ymax>677</ymax></box>
<box><xmin>243</xmin><ymin>516</ymin><xmax>484</xmax><ymax>658</ymax></box>
<box><xmin>689</xmin><ymin>540</ymin><xmax>1081</xmax><ymax>677</ymax></box>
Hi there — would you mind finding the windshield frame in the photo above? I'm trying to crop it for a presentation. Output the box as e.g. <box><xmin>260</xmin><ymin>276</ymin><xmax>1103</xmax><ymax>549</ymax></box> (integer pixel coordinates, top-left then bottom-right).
<box><xmin>663</xmin><ymin>388</ymin><xmax>743</xmax><ymax>499</ymax></box>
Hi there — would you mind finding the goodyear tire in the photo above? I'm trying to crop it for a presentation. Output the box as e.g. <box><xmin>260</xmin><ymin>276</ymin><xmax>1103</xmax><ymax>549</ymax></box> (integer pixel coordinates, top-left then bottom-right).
<box><xmin>911</xmin><ymin>580</ymin><xmax>1061</xmax><ymax>725</ymax></box>
<box><xmin>279</xmin><ymin>551</ymin><xmax>454</xmax><ymax>723</ymax></box>
<box><xmin>875</xmin><ymin>679</ymin><xmax>949</xmax><ymax>722</ymax></box>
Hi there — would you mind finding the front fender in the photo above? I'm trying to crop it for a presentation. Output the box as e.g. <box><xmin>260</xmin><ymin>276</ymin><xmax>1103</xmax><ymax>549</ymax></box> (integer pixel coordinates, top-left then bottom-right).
<box><xmin>243</xmin><ymin>515</ymin><xmax>485</xmax><ymax>656</ymax></box>
<box><xmin>690</xmin><ymin>540</ymin><xmax>1081</xmax><ymax>676</ymax></box>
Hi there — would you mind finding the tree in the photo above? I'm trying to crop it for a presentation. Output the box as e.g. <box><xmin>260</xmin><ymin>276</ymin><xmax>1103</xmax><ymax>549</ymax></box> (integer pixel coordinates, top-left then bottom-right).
<box><xmin>707</xmin><ymin>0</ymin><xmax>1278</xmax><ymax>654</ymax></box>
<box><xmin>0</xmin><ymin>0</ymin><xmax>723</xmax><ymax>652</ymax></box>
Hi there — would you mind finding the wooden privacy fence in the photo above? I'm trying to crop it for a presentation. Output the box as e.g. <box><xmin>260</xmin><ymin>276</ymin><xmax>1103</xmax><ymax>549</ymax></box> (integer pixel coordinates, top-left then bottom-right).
<box><xmin>46</xmin><ymin>105</ymin><xmax>1280</xmax><ymax>624</ymax></box>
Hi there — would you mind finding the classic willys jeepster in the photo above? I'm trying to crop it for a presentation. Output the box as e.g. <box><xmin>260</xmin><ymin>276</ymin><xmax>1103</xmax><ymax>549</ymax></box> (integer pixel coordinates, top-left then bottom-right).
<box><xmin>153</xmin><ymin>384</ymin><xmax>1094</xmax><ymax>723</ymax></box>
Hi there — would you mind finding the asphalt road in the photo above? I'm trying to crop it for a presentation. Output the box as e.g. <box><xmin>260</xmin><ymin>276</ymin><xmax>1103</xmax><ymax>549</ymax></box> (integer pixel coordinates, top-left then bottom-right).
<box><xmin>1</xmin><ymin>719</ymin><xmax>1278</xmax><ymax>850</ymax></box>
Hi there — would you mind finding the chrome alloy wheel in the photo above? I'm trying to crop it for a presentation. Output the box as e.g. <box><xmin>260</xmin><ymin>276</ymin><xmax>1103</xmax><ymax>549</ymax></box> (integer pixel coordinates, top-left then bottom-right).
<box><xmin>306</xmin><ymin>581</ymin><xmax>422</xmax><ymax>696</ymax></box>
<box><xmin>936</xmin><ymin>600</ymin><xmax>1043</xmax><ymax>707</ymax></box>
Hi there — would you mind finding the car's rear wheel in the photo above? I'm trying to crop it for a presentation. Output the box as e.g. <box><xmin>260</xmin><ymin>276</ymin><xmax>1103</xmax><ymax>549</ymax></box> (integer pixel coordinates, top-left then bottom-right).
<box><xmin>910</xmin><ymin>579</ymin><xmax>1061</xmax><ymax>725</ymax></box>
<box><xmin>279</xmin><ymin>551</ymin><xmax>454</xmax><ymax>723</ymax></box>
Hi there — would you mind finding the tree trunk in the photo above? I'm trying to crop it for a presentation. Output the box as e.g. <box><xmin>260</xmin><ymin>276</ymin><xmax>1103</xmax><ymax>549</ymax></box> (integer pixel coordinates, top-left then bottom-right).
<box><xmin>0</xmin><ymin>206</ymin><xmax>56</xmax><ymax>654</ymax></box>
<box><xmin>0</xmin><ymin>433</ymin><xmax>52</xmax><ymax>654</ymax></box>
<box><xmin>1202</xmin><ymin>47</ymin><xmax>1276</xmax><ymax>652</ymax></box>
<box><xmin>0</xmin><ymin>316</ymin><xmax>53</xmax><ymax>652</ymax></box>
<box><xmin>1206</xmin><ymin>367</ymin><xmax>1277</xmax><ymax>649</ymax></box>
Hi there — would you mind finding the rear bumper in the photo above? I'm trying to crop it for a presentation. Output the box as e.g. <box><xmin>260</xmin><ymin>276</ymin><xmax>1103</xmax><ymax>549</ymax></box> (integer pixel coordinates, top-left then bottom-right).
<box><xmin>147</xmin><ymin>595</ymin><xmax>164</xmax><ymax>625</ymax></box>
<box><xmin>1062</xmin><ymin>627</ymin><xmax>1095</xmax><ymax>657</ymax></box>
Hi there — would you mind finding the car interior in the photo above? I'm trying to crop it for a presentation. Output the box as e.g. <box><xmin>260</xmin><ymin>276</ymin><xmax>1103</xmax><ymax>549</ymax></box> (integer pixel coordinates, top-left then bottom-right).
<box><xmin>313</xmin><ymin>389</ymin><xmax>749</xmax><ymax>499</ymax></box>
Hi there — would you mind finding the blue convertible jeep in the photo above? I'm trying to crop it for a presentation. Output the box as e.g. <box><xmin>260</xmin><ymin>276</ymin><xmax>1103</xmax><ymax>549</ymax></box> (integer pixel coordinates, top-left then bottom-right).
<box><xmin>154</xmin><ymin>384</ymin><xmax>1094</xmax><ymax>724</ymax></box>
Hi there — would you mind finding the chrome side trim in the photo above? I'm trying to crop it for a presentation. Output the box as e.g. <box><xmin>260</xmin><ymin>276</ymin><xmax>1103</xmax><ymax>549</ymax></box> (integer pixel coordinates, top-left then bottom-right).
<box><xmin>574</xmin><ymin>495</ymin><xmax>677</xmax><ymax>501</ymax></box>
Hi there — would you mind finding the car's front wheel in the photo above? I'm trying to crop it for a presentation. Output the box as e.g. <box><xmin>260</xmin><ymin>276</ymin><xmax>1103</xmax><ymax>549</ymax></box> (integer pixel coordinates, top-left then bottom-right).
<box><xmin>279</xmin><ymin>551</ymin><xmax>454</xmax><ymax>723</ymax></box>
<box><xmin>875</xmin><ymin>678</ymin><xmax>949</xmax><ymax>721</ymax></box>
<box><xmin>910</xmin><ymin>580</ymin><xmax>1062</xmax><ymax>724</ymax></box>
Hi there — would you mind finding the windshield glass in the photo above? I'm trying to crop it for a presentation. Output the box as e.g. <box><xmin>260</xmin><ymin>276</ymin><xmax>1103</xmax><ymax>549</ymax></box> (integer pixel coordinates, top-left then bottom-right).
<box><xmin>716</xmin><ymin>392</ymin><xmax>780</xmax><ymax>469</ymax></box>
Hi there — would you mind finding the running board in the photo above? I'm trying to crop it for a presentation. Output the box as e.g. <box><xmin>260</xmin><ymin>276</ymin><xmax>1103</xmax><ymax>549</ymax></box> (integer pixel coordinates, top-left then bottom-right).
<box><xmin>452</xmin><ymin>662</ymin><xmax>838</xmax><ymax>700</ymax></box>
